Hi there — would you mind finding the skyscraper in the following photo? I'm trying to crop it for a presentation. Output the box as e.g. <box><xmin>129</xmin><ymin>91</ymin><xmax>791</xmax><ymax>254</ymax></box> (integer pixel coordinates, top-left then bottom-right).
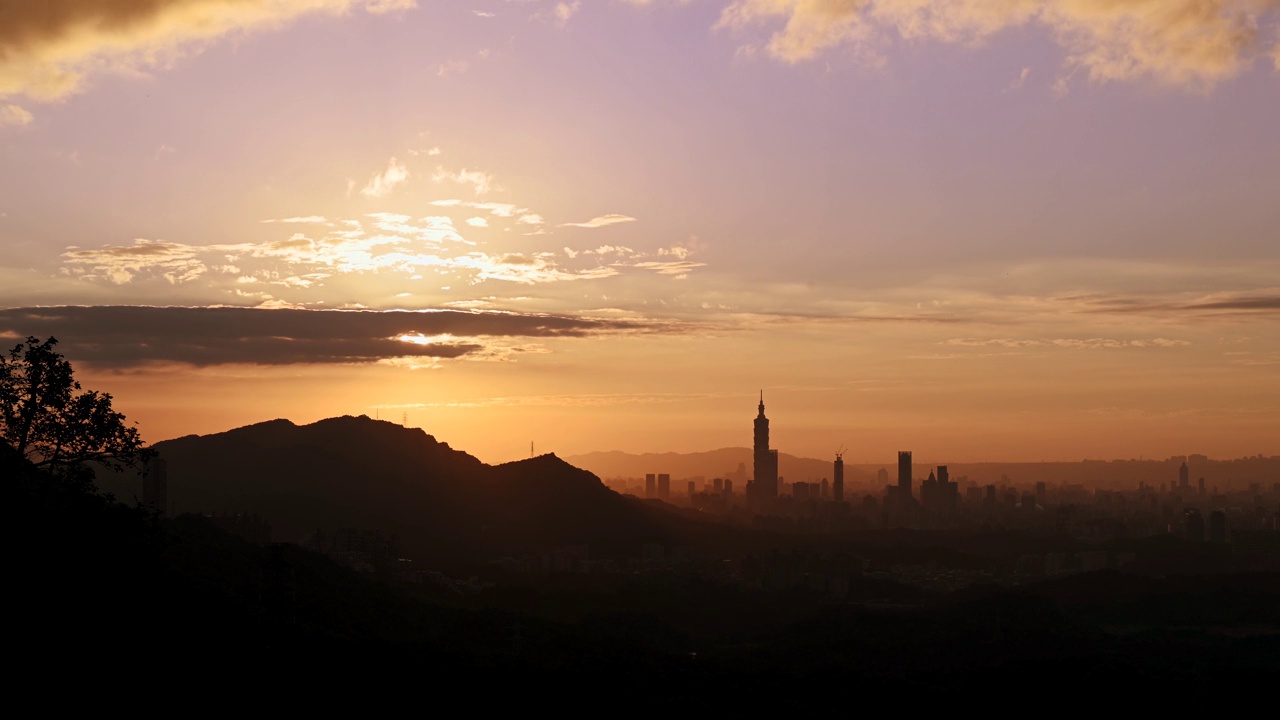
<box><xmin>833</xmin><ymin>453</ymin><xmax>845</xmax><ymax>503</ymax></box>
<box><xmin>897</xmin><ymin>451</ymin><xmax>913</xmax><ymax>502</ymax></box>
<box><xmin>753</xmin><ymin>392</ymin><xmax>779</xmax><ymax>499</ymax></box>
<box><xmin>1179</xmin><ymin>461</ymin><xmax>1189</xmax><ymax>489</ymax></box>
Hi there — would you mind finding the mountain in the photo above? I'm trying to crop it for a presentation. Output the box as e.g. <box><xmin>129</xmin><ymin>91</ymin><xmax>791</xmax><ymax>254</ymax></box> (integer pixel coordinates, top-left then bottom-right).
<box><xmin>98</xmin><ymin>415</ymin><xmax>747</xmax><ymax>566</ymax></box>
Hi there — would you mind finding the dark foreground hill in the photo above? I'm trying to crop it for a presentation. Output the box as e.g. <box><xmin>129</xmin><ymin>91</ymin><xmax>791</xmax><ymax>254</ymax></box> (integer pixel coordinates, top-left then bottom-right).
<box><xmin>8</xmin><ymin>443</ymin><xmax>1280</xmax><ymax>702</ymax></box>
<box><xmin>102</xmin><ymin>415</ymin><xmax>752</xmax><ymax>566</ymax></box>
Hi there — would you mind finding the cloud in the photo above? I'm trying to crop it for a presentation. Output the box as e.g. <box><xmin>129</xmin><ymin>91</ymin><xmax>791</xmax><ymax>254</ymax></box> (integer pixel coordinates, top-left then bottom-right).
<box><xmin>436</xmin><ymin>59</ymin><xmax>470</xmax><ymax>77</ymax></box>
<box><xmin>1073</xmin><ymin>292</ymin><xmax>1280</xmax><ymax>316</ymax></box>
<box><xmin>0</xmin><ymin>103</ymin><xmax>33</xmax><ymax>127</ymax></box>
<box><xmin>1009</xmin><ymin>65</ymin><xmax>1032</xmax><ymax>89</ymax></box>
<box><xmin>560</xmin><ymin>214</ymin><xmax>637</xmax><ymax>229</ymax></box>
<box><xmin>262</xmin><ymin>216</ymin><xmax>329</xmax><ymax>224</ymax></box>
<box><xmin>942</xmin><ymin>337</ymin><xmax>1192</xmax><ymax>349</ymax></box>
<box><xmin>555</xmin><ymin>2</ymin><xmax>582</xmax><ymax>26</ymax></box>
<box><xmin>0</xmin><ymin>305</ymin><xmax>669</xmax><ymax>367</ymax></box>
<box><xmin>582</xmin><ymin>245</ymin><xmax>636</xmax><ymax>256</ymax></box>
<box><xmin>454</xmin><ymin>252</ymin><xmax>622</xmax><ymax>284</ymax></box>
<box><xmin>432</xmin><ymin>167</ymin><xmax>496</xmax><ymax>196</ymax></box>
<box><xmin>0</xmin><ymin>1</ymin><xmax>417</xmax><ymax>104</ymax></box>
<box><xmin>715</xmin><ymin>0</ymin><xmax>1280</xmax><ymax>87</ymax></box>
<box><xmin>61</xmin><ymin>238</ymin><xmax>206</xmax><ymax>284</ymax></box>
<box><xmin>429</xmin><ymin>199</ymin><xmax>523</xmax><ymax>217</ymax></box>
<box><xmin>360</xmin><ymin>156</ymin><xmax>409</xmax><ymax>197</ymax></box>
<box><xmin>632</xmin><ymin>260</ymin><xmax>706</xmax><ymax>278</ymax></box>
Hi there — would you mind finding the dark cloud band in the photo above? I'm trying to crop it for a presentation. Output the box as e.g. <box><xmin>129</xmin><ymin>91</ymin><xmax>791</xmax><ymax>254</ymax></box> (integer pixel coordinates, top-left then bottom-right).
<box><xmin>0</xmin><ymin>305</ymin><xmax>657</xmax><ymax>367</ymax></box>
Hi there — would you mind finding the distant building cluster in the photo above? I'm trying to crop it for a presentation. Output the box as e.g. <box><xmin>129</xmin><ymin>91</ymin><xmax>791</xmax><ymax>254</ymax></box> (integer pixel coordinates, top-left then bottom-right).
<box><xmin>599</xmin><ymin>395</ymin><xmax>1280</xmax><ymax>550</ymax></box>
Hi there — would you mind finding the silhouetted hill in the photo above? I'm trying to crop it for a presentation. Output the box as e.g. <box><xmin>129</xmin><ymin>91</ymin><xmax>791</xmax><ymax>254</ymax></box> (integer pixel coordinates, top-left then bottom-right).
<box><xmin>11</xmin><ymin>442</ymin><xmax>1280</xmax><ymax>699</ymax></box>
<box><xmin>101</xmin><ymin>416</ymin><xmax>746</xmax><ymax>566</ymax></box>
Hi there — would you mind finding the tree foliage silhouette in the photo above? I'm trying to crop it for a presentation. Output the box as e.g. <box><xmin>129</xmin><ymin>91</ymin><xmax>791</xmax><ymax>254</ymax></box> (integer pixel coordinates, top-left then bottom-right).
<box><xmin>0</xmin><ymin>336</ymin><xmax>152</xmax><ymax>482</ymax></box>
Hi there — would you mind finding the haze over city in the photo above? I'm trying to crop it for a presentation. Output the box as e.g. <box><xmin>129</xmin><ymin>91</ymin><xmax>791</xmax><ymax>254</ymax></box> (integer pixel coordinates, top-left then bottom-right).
<box><xmin>3</xmin><ymin>1</ymin><xmax>1280</xmax><ymax>464</ymax></box>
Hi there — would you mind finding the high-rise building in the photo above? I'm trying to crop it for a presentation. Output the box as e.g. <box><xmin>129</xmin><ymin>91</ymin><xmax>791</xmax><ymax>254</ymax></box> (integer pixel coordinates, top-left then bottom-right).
<box><xmin>897</xmin><ymin>451</ymin><xmax>913</xmax><ymax>502</ymax></box>
<box><xmin>1179</xmin><ymin>461</ymin><xmax>1190</xmax><ymax>489</ymax></box>
<box><xmin>645</xmin><ymin>473</ymin><xmax>656</xmax><ymax>498</ymax></box>
<box><xmin>753</xmin><ymin>392</ymin><xmax>779</xmax><ymax>499</ymax></box>
<box><xmin>658</xmin><ymin>473</ymin><xmax>671</xmax><ymax>500</ymax></box>
<box><xmin>1209</xmin><ymin>509</ymin><xmax>1227</xmax><ymax>542</ymax></box>
<box><xmin>937</xmin><ymin>465</ymin><xmax>957</xmax><ymax>513</ymax></box>
<box><xmin>833</xmin><ymin>453</ymin><xmax>845</xmax><ymax>503</ymax></box>
<box><xmin>1185</xmin><ymin>509</ymin><xmax>1205</xmax><ymax>542</ymax></box>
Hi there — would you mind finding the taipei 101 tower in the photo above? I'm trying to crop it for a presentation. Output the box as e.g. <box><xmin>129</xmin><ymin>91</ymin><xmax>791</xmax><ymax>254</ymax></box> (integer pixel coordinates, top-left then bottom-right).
<box><xmin>753</xmin><ymin>392</ymin><xmax>780</xmax><ymax>499</ymax></box>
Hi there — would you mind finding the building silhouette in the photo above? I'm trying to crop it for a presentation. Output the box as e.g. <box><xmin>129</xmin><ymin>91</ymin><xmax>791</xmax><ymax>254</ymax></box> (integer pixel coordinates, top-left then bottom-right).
<box><xmin>658</xmin><ymin>473</ymin><xmax>671</xmax><ymax>500</ymax></box>
<box><xmin>1185</xmin><ymin>509</ymin><xmax>1205</xmax><ymax>542</ymax></box>
<box><xmin>645</xmin><ymin>473</ymin><xmax>656</xmax><ymax>499</ymax></box>
<box><xmin>1208</xmin><ymin>509</ymin><xmax>1227</xmax><ymax>542</ymax></box>
<box><xmin>1179</xmin><ymin>461</ymin><xmax>1190</xmax><ymax>489</ymax></box>
<box><xmin>897</xmin><ymin>451</ymin><xmax>913</xmax><ymax>503</ymax></box>
<box><xmin>833</xmin><ymin>453</ymin><xmax>845</xmax><ymax>503</ymax></box>
<box><xmin>753</xmin><ymin>392</ymin><xmax>779</xmax><ymax>499</ymax></box>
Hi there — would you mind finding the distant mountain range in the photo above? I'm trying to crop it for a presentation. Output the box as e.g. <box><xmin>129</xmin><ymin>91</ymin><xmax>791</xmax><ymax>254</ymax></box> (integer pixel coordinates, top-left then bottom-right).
<box><xmin>97</xmin><ymin>415</ymin><xmax>754</xmax><ymax>566</ymax></box>
<box><xmin>566</xmin><ymin>449</ymin><xmax>1280</xmax><ymax>492</ymax></box>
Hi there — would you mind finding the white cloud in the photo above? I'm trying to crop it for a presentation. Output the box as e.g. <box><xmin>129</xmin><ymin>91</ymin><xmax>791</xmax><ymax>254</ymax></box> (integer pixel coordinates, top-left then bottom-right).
<box><xmin>431</xmin><ymin>199</ymin><xmax>523</xmax><ymax>217</ymax></box>
<box><xmin>560</xmin><ymin>214</ymin><xmax>637</xmax><ymax>228</ymax></box>
<box><xmin>0</xmin><ymin>104</ymin><xmax>33</xmax><ymax>127</ymax></box>
<box><xmin>632</xmin><ymin>260</ymin><xmax>706</xmax><ymax>278</ymax></box>
<box><xmin>361</xmin><ymin>157</ymin><xmax>409</xmax><ymax>198</ymax></box>
<box><xmin>262</xmin><ymin>216</ymin><xmax>329</xmax><ymax>224</ymax></box>
<box><xmin>61</xmin><ymin>238</ymin><xmax>208</xmax><ymax>285</ymax></box>
<box><xmin>432</xmin><ymin>167</ymin><xmax>496</xmax><ymax>196</ymax></box>
<box><xmin>436</xmin><ymin>59</ymin><xmax>470</xmax><ymax>77</ymax></box>
<box><xmin>556</xmin><ymin>2</ymin><xmax>582</xmax><ymax>25</ymax></box>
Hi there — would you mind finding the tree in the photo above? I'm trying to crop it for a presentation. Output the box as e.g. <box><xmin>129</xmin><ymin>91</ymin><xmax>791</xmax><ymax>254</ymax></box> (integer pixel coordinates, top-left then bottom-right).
<box><xmin>1</xmin><ymin>336</ymin><xmax>153</xmax><ymax>482</ymax></box>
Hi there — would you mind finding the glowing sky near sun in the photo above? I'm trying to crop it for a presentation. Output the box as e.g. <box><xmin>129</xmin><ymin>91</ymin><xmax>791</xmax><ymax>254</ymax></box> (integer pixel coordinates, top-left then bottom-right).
<box><xmin>2</xmin><ymin>1</ymin><xmax>1279</xmax><ymax>464</ymax></box>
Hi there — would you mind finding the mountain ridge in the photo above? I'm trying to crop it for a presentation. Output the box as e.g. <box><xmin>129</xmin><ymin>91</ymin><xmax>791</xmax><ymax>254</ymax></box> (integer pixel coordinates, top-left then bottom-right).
<box><xmin>96</xmin><ymin>415</ymin><xmax>748</xmax><ymax>567</ymax></box>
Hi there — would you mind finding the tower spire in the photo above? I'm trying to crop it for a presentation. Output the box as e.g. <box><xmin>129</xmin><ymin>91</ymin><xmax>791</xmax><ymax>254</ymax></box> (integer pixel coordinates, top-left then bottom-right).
<box><xmin>758</xmin><ymin>390</ymin><xmax>765</xmax><ymax>415</ymax></box>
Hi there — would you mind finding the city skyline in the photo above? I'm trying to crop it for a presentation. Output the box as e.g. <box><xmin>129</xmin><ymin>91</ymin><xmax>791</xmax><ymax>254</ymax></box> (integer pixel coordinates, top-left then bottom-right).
<box><xmin>3</xmin><ymin>2</ymin><xmax>1280</xmax><ymax>464</ymax></box>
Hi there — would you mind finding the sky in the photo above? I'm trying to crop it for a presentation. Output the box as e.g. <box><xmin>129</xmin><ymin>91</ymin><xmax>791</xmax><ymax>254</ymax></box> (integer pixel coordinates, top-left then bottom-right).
<box><xmin>2</xmin><ymin>0</ymin><xmax>1279</xmax><ymax>465</ymax></box>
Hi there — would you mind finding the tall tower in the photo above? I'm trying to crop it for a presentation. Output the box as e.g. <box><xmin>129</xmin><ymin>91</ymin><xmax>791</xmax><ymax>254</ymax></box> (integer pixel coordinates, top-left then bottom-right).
<box><xmin>897</xmin><ymin>451</ymin><xmax>913</xmax><ymax>502</ymax></box>
<box><xmin>833</xmin><ymin>452</ymin><xmax>845</xmax><ymax>503</ymax></box>
<box><xmin>1179</xmin><ymin>461</ymin><xmax>1189</xmax><ymax>489</ymax></box>
<box><xmin>753</xmin><ymin>392</ymin><xmax>778</xmax><ymax>499</ymax></box>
